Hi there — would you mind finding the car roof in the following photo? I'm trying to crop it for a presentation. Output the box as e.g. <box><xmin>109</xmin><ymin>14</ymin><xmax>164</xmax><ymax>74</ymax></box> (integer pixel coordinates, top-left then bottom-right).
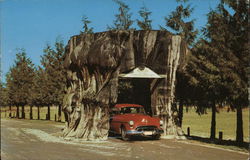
<box><xmin>114</xmin><ymin>104</ymin><xmax>143</xmax><ymax>108</ymax></box>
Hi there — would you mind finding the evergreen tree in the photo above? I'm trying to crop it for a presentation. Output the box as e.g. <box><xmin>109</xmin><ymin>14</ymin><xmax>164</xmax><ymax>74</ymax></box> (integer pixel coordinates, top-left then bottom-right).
<box><xmin>108</xmin><ymin>0</ymin><xmax>133</xmax><ymax>30</ymax></box>
<box><xmin>41</xmin><ymin>39</ymin><xmax>66</xmax><ymax>121</ymax></box>
<box><xmin>30</xmin><ymin>67</ymin><xmax>47</xmax><ymax>120</ymax></box>
<box><xmin>137</xmin><ymin>5</ymin><xmax>152</xmax><ymax>30</ymax></box>
<box><xmin>191</xmin><ymin>40</ymin><xmax>222</xmax><ymax>139</ymax></box>
<box><xmin>6</xmin><ymin>49</ymin><xmax>35</xmax><ymax>119</ymax></box>
<box><xmin>80</xmin><ymin>15</ymin><xmax>94</xmax><ymax>34</ymax></box>
<box><xmin>0</xmin><ymin>82</ymin><xmax>12</xmax><ymax>117</ymax></box>
<box><xmin>162</xmin><ymin>0</ymin><xmax>198</xmax><ymax>46</ymax></box>
<box><xmin>203</xmin><ymin>0</ymin><xmax>249</xmax><ymax>144</ymax></box>
<box><xmin>5</xmin><ymin>72</ymin><xmax>16</xmax><ymax>117</ymax></box>
<box><xmin>0</xmin><ymin>82</ymin><xmax>8</xmax><ymax>107</ymax></box>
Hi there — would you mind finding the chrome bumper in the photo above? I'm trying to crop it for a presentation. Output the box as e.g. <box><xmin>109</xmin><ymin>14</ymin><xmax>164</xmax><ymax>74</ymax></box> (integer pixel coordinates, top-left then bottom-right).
<box><xmin>126</xmin><ymin>129</ymin><xmax>164</xmax><ymax>136</ymax></box>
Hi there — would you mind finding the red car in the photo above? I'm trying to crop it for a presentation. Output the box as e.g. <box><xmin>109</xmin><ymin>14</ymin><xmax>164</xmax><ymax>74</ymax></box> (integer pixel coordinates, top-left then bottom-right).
<box><xmin>109</xmin><ymin>104</ymin><xmax>164</xmax><ymax>140</ymax></box>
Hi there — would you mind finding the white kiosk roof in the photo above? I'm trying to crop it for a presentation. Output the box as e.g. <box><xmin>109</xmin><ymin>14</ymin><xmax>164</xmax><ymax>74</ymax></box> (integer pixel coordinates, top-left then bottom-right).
<box><xmin>119</xmin><ymin>67</ymin><xmax>164</xmax><ymax>78</ymax></box>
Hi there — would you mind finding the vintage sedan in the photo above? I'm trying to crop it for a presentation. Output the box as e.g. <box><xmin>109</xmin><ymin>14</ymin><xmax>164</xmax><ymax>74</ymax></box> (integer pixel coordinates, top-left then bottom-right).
<box><xmin>109</xmin><ymin>104</ymin><xmax>164</xmax><ymax>140</ymax></box>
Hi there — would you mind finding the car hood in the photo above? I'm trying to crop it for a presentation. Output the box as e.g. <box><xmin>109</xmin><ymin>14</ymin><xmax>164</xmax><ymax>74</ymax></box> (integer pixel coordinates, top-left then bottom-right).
<box><xmin>121</xmin><ymin>114</ymin><xmax>160</xmax><ymax>127</ymax></box>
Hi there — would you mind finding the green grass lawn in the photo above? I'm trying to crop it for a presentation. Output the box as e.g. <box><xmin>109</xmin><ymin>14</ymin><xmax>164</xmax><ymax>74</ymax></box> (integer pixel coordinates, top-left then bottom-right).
<box><xmin>182</xmin><ymin>107</ymin><xmax>249</xmax><ymax>142</ymax></box>
<box><xmin>0</xmin><ymin>106</ymin><xmax>65</xmax><ymax>122</ymax></box>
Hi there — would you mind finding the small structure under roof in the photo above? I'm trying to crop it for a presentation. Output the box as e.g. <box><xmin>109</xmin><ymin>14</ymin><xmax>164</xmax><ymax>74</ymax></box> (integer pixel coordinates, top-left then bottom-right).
<box><xmin>119</xmin><ymin>66</ymin><xmax>164</xmax><ymax>79</ymax></box>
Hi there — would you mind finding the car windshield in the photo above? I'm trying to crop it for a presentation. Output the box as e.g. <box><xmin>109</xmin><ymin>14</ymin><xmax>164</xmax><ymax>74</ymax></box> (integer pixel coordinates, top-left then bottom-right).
<box><xmin>120</xmin><ymin>107</ymin><xmax>146</xmax><ymax>114</ymax></box>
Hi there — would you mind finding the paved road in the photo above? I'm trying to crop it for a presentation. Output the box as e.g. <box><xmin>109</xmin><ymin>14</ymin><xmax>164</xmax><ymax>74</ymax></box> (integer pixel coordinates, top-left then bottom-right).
<box><xmin>1</xmin><ymin>119</ymin><xmax>248</xmax><ymax>160</ymax></box>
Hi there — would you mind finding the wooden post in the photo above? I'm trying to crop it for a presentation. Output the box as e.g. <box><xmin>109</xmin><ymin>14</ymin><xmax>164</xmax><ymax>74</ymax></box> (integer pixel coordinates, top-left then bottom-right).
<box><xmin>55</xmin><ymin>114</ymin><xmax>57</xmax><ymax>122</ymax></box>
<box><xmin>219</xmin><ymin>131</ymin><xmax>223</xmax><ymax>141</ymax></box>
<box><xmin>187</xmin><ymin>127</ymin><xmax>190</xmax><ymax>136</ymax></box>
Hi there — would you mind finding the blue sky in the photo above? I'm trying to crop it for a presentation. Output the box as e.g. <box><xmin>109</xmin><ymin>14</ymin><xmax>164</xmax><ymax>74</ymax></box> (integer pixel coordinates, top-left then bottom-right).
<box><xmin>0</xmin><ymin>0</ymin><xmax>220</xmax><ymax>82</ymax></box>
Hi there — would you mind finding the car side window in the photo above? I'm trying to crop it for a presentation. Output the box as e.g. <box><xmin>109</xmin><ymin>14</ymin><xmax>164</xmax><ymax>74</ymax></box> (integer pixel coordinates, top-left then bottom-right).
<box><xmin>120</xmin><ymin>107</ymin><xmax>131</xmax><ymax>114</ymax></box>
<box><xmin>124</xmin><ymin>108</ymin><xmax>131</xmax><ymax>113</ymax></box>
<box><xmin>131</xmin><ymin>108</ymin><xmax>137</xmax><ymax>114</ymax></box>
<box><xmin>120</xmin><ymin>108</ymin><xmax>123</xmax><ymax>114</ymax></box>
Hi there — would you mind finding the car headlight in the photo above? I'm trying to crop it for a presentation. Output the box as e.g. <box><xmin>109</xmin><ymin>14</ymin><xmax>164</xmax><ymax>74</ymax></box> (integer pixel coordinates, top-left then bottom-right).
<box><xmin>129</xmin><ymin>120</ymin><xmax>134</xmax><ymax>126</ymax></box>
<box><xmin>160</xmin><ymin>120</ymin><xmax>163</xmax><ymax>126</ymax></box>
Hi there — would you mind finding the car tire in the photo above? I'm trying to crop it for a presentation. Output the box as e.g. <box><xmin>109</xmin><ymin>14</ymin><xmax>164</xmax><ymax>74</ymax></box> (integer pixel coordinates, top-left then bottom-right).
<box><xmin>108</xmin><ymin>131</ymin><xmax>115</xmax><ymax>137</ymax></box>
<box><xmin>121</xmin><ymin>127</ymin><xmax>129</xmax><ymax>141</ymax></box>
<box><xmin>152</xmin><ymin>134</ymin><xmax>161</xmax><ymax>140</ymax></box>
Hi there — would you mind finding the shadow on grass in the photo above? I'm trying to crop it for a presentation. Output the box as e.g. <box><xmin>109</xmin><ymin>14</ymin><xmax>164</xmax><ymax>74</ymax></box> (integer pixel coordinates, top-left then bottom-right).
<box><xmin>8</xmin><ymin>116</ymin><xmax>65</xmax><ymax>124</ymax></box>
<box><xmin>185</xmin><ymin>134</ymin><xmax>249</xmax><ymax>150</ymax></box>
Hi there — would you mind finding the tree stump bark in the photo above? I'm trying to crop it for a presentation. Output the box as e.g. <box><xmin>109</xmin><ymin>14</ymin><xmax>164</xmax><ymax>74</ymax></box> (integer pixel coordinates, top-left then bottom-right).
<box><xmin>63</xmin><ymin>30</ymin><xmax>188</xmax><ymax>140</ymax></box>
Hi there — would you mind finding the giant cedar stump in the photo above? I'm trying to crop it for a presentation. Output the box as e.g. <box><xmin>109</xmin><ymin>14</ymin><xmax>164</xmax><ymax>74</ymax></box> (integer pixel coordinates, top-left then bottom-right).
<box><xmin>63</xmin><ymin>30</ymin><xmax>188</xmax><ymax>140</ymax></box>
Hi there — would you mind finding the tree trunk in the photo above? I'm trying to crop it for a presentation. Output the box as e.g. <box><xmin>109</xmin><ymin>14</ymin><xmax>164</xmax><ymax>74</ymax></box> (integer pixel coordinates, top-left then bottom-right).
<box><xmin>21</xmin><ymin>105</ymin><xmax>25</xmax><ymax>119</ymax></box>
<box><xmin>37</xmin><ymin>106</ymin><xmax>40</xmax><ymax>120</ymax></box>
<box><xmin>178</xmin><ymin>100</ymin><xmax>184</xmax><ymax>127</ymax></box>
<box><xmin>5</xmin><ymin>108</ymin><xmax>7</xmax><ymax>118</ymax></box>
<box><xmin>30</xmin><ymin>106</ymin><xmax>33</xmax><ymax>120</ymax></box>
<box><xmin>9</xmin><ymin>106</ymin><xmax>12</xmax><ymax>118</ymax></box>
<box><xmin>63</xmin><ymin>68</ymin><xmax>119</xmax><ymax>140</ymax></box>
<box><xmin>210</xmin><ymin>101</ymin><xmax>216</xmax><ymax>139</ymax></box>
<box><xmin>63</xmin><ymin>103</ymin><xmax>109</xmax><ymax>140</ymax></box>
<box><xmin>236</xmin><ymin>106</ymin><xmax>243</xmax><ymax>145</ymax></box>
<box><xmin>16</xmin><ymin>106</ymin><xmax>20</xmax><ymax>118</ymax></box>
<box><xmin>47</xmin><ymin>105</ymin><xmax>50</xmax><ymax>120</ymax></box>
<box><xmin>58</xmin><ymin>105</ymin><xmax>62</xmax><ymax>122</ymax></box>
<box><xmin>152</xmin><ymin>35</ymin><xmax>184</xmax><ymax>138</ymax></box>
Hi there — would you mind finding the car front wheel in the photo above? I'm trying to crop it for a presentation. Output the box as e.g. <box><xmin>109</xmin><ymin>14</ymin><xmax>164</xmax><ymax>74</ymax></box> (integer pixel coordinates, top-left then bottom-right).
<box><xmin>121</xmin><ymin>127</ymin><xmax>130</xmax><ymax>141</ymax></box>
<box><xmin>152</xmin><ymin>134</ymin><xmax>161</xmax><ymax>140</ymax></box>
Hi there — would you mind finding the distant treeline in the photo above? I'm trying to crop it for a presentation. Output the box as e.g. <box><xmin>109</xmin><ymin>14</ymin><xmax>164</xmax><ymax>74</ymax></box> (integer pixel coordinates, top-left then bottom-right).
<box><xmin>0</xmin><ymin>40</ymin><xmax>65</xmax><ymax>122</ymax></box>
